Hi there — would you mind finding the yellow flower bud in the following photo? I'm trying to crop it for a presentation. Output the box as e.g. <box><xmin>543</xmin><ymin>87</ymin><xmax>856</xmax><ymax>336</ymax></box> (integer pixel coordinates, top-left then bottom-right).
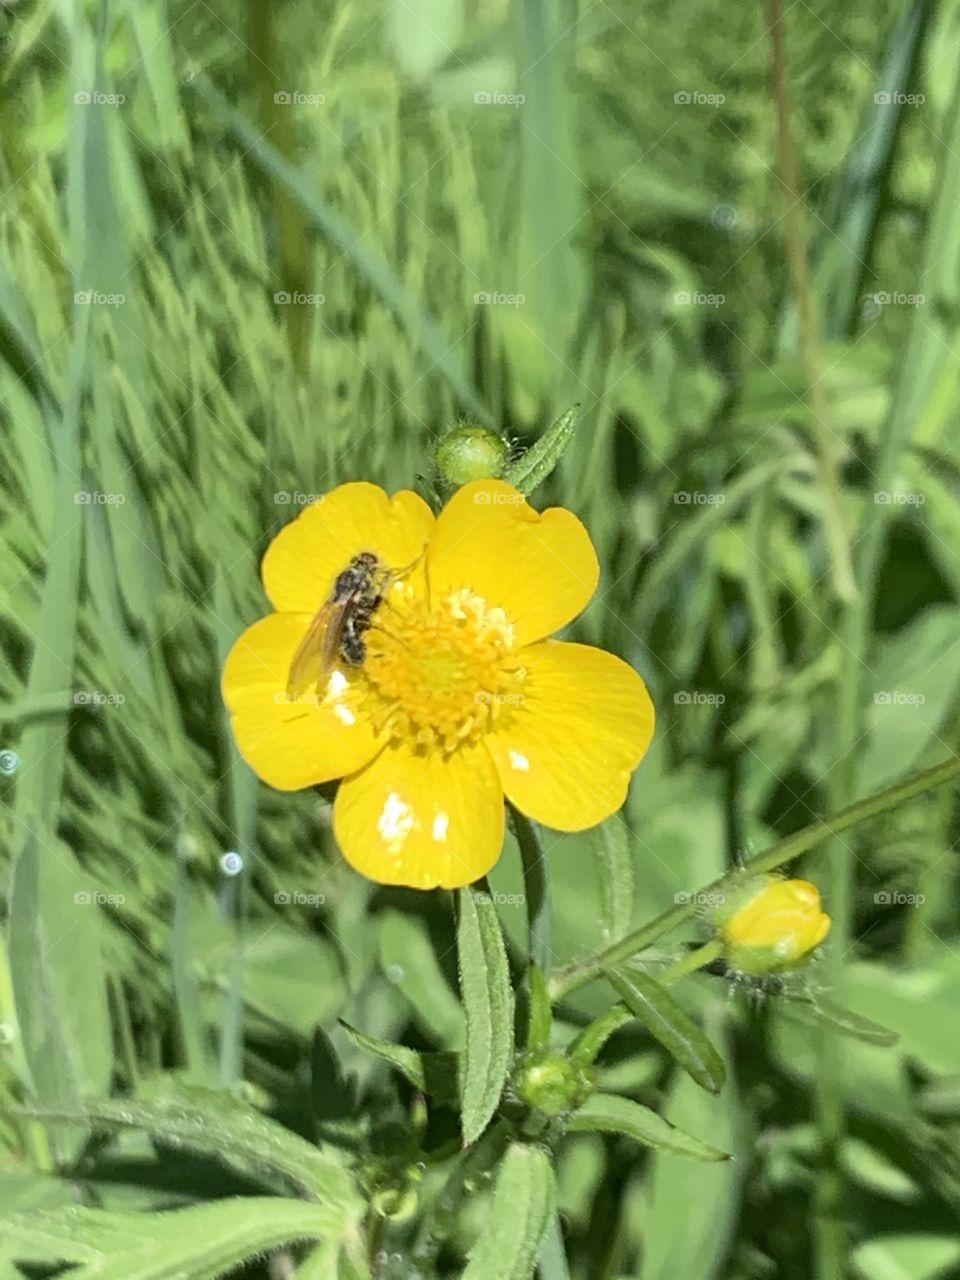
<box><xmin>719</xmin><ymin>877</ymin><xmax>830</xmax><ymax>975</ymax></box>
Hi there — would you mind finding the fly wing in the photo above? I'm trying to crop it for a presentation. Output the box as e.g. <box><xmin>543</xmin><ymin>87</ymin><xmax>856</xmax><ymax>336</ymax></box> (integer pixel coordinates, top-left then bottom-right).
<box><xmin>287</xmin><ymin>601</ymin><xmax>347</xmax><ymax>699</ymax></box>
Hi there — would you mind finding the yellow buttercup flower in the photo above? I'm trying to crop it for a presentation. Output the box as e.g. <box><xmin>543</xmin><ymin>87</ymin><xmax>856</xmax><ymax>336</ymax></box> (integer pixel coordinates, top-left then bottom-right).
<box><xmin>719</xmin><ymin>877</ymin><xmax>831</xmax><ymax>975</ymax></box>
<box><xmin>221</xmin><ymin>479</ymin><xmax>654</xmax><ymax>889</ymax></box>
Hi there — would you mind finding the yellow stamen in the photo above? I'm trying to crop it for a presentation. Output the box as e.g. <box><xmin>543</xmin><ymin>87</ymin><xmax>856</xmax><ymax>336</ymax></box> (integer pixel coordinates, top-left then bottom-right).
<box><xmin>363</xmin><ymin>588</ymin><xmax>523</xmax><ymax>751</ymax></box>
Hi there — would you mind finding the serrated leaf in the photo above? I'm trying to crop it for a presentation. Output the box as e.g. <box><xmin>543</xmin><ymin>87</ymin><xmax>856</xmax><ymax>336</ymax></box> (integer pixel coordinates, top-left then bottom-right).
<box><xmin>457</xmin><ymin>887</ymin><xmax>515</xmax><ymax>1143</ymax></box>
<box><xmin>566</xmin><ymin>1093</ymin><xmax>728</xmax><ymax>1161</ymax></box>
<box><xmin>462</xmin><ymin>1144</ymin><xmax>555</xmax><ymax>1280</ymax></box>
<box><xmin>339</xmin><ymin>1022</ymin><xmax>458</xmax><ymax>1103</ymax></box>
<box><xmin>0</xmin><ymin>1197</ymin><xmax>343</xmax><ymax>1280</ymax></box>
<box><xmin>14</xmin><ymin>1088</ymin><xmax>358</xmax><ymax>1217</ymax></box>
<box><xmin>606</xmin><ymin>968</ymin><xmax>725</xmax><ymax>1094</ymax></box>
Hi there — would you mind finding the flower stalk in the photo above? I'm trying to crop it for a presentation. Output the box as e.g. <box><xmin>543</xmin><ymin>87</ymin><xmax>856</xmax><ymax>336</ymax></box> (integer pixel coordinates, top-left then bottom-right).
<box><xmin>549</xmin><ymin>753</ymin><xmax>960</xmax><ymax>1000</ymax></box>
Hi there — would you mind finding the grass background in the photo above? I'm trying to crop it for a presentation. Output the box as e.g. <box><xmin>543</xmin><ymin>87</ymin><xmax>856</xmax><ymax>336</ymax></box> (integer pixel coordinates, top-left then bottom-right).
<box><xmin>2</xmin><ymin>0</ymin><xmax>960</xmax><ymax>1277</ymax></box>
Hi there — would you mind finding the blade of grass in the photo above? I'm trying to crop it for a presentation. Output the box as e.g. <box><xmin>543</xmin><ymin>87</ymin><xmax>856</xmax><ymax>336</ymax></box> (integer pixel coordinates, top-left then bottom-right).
<box><xmin>13</xmin><ymin>308</ymin><xmax>89</xmax><ymax>832</ymax></box>
<box><xmin>767</xmin><ymin>0</ymin><xmax>854</xmax><ymax>604</ymax></box>
<box><xmin>212</xmin><ymin>576</ymin><xmax>258</xmax><ymax>1088</ymax></box>
<box><xmin>816</xmin><ymin>50</ymin><xmax>960</xmax><ymax>1280</ymax></box>
<box><xmin>197</xmin><ymin>78</ymin><xmax>493</xmax><ymax>427</ymax></box>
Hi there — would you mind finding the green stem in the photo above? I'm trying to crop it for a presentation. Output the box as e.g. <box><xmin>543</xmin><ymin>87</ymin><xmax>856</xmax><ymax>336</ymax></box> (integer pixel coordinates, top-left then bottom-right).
<box><xmin>248</xmin><ymin>0</ymin><xmax>312</xmax><ymax>377</ymax></box>
<box><xmin>657</xmin><ymin>939</ymin><xmax>724</xmax><ymax>986</ymax></box>
<box><xmin>511</xmin><ymin>806</ymin><xmax>552</xmax><ymax>971</ymax></box>
<box><xmin>568</xmin><ymin>1003</ymin><xmax>633</xmax><ymax>1068</ymax></box>
<box><xmin>569</xmin><ymin>943</ymin><xmax>724</xmax><ymax>1067</ymax></box>
<box><xmin>411</xmin><ymin>1120</ymin><xmax>510</xmax><ymax>1267</ymax></box>
<box><xmin>767</xmin><ymin>0</ymin><xmax>855</xmax><ymax>603</ymax></box>
<box><xmin>511</xmin><ymin>808</ymin><xmax>574</xmax><ymax>1280</ymax></box>
<box><xmin>814</xmin><ymin>43</ymin><xmax>960</xmax><ymax>1280</ymax></box>
<box><xmin>549</xmin><ymin>754</ymin><xmax>960</xmax><ymax>1000</ymax></box>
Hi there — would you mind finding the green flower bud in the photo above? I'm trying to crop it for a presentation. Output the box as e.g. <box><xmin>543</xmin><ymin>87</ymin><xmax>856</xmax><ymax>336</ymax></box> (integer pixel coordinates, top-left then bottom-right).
<box><xmin>435</xmin><ymin>424</ymin><xmax>510</xmax><ymax>487</ymax></box>
<box><xmin>515</xmin><ymin>1051</ymin><xmax>593</xmax><ymax>1118</ymax></box>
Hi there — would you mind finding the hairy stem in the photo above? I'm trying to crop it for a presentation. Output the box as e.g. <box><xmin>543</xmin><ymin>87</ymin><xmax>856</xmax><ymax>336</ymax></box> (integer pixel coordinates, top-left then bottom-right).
<box><xmin>549</xmin><ymin>754</ymin><xmax>960</xmax><ymax>1000</ymax></box>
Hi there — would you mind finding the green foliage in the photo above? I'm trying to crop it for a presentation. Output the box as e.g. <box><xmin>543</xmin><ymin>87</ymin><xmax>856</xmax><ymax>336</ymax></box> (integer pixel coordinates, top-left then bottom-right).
<box><xmin>605</xmin><ymin>967</ymin><xmax>726</xmax><ymax>1094</ymax></box>
<box><xmin>461</xmin><ymin>1144</ymin><xmax>556</xmax><ymax>1280</ymax></box>
<box><xmin>0</xmin><ymin>1198</ymin><xmax>348</xmax><ymax>1280</ymax></box>
<box><xmin>8</xmin><ymin>834</ymin><xmax>112</xmax><ymax>1141</ymax></box>
<box><xmin>457</xmin><ymin>886</ymin><xmax>514</xmax><ymax>1143</ymax></box>
<box><xmin>1</xmin><ymin>0</ymin><xmax>959</xmax><ymax>1277</ymax></box>
<box><xmin>14</xmin><ymin>1088</ymin><xmax>359</xmax><ymax>1209</ymax></box>
<box><xmin>566</xmin><ymin>1093</ymin><xmax>728</xmax><ymax>1163</ymax></box>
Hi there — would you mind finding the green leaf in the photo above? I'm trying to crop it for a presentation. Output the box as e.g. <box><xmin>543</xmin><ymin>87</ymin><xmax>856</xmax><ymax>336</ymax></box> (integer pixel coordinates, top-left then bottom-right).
<box><xmin>8</xmin><ymin>832</ymin><xmax>112</xmax><ymax>1158</ymax></box>
<box><xmin>387</xmin><ymin>0</ymin><xmax>464</xmax><ymax>79</ymax></box>
<box><xmin>296</xmin><ymin>1240</ymin><xmax>349</xmax><ymax>1279</ymax></box>
<box><xmin>811</xmin><ymin>0</ymin><xmax>932</xmax><ymax>339</ymax></box>
<box><xmin>852</xmin><ymin>1234</ymin><xmax>960</xmax><ymax>1280</ymax></box>
<box><xmin>639</xmin><ymin>1017</ymin><xmax>741</xmax><ymax>1280</ymax></box>
<box><xmin>379</xmin><ymin>911</ymin><xmax>464</xmax><ymax>1047</ymax></box>
<box><xmin>457</xmin><ymin>886</ymin><xmax>515</xmax><ymax>1143</ymax></box>
<box><xmin>12</xmin><ymin>307</ymin><xmax>89</xmax><ymax>828</ymax></box>
<box><xmin>237</xmin><ymin>925</ymin><xmax>345</xmax><ymax>1037</ymax></box>
<box><xmin>339</xmin><ymin>1022</ymin><xmax>458</xmax><ymax>1103</ymax></box>
<box><xmin>538</xmin><ymin>1208</ymin><xmax>573</xmax><ymax>1280</ymax></box>
<box><xmin>566</xmin><ymin>1093</ymin><xmax>728</xmax><ymax>1162</ymax></box>
<box><xmin>336</xmin><ymin>1247</ymin><xmax>373</xmax><ymax>1280</ymax></box>
<box><xmin>188</xmin><ymin>895</ymin><xmax>346</xmax><ymax>1038</ymax></box>
<box><xmin>781</xmin><ymin>994</ymin><xmax>900</xmax><ymax>1046</ymax></box>
<box><xmin>15</xmin><ymin>1088</ymin><xmax>358</xmax><ymax>1216</ymax></box>
<box><xmin>857</xmin><ymin>606</ymin><xmax>960</xmax><ymax>792</ymax></box>
<box><xmin>505</xmin><ymin>405</ymin><xmax>580</xmax><ymax>495</ymax></box>
<box><xmin>462</xmin><ymin>1144</ymin><xmax>556</xmax><ymax>1280</ymax></box>
<box><xmin>310</xmin><ymin>1028</ymin><xmax>357</xmax><ymax>1124</ymax></box>
<box><xmin>593</xmin><ymin>816</ymin><xmax>634</xmax><ymax>943</ymax></box>
<box><xmin>0</xmin><ymin>1171</ymin><xmax>77</xmax><ymax>1213</ymax></box>
<box><xmin>0</xmin><ymin>1197</ymin><xmax>345</xmax><ymax>1280</ymax></box>
<box><xmin>606</xmin><ymin>968</ymin><xmax>726</xmax><ymax>1094</ymax></box>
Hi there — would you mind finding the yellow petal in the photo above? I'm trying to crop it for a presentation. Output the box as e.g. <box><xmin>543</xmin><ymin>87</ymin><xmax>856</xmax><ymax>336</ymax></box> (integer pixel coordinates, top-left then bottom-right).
<box><xmin>427</xmin><ymin>479</ymin><xmax>599</xmax><ymax>647</ymax></box>
<box><xmin>485</xmin><ymin>640</ymin><xmax>655</xmax><ymax>830</ymax></box>
<box><xmin>333</xmin><ymin>740</ymin><xmax>505</xmax><ymax>889</ymax></box>
<box><xmin>222</xmin><ymin>613</ymin><xmax>383</xmax><ymax>789</ymax></box>
<box><xmin>262</xmin><ymin>482</ymin><xmax>435</xmax><ymax>614</ymax></box>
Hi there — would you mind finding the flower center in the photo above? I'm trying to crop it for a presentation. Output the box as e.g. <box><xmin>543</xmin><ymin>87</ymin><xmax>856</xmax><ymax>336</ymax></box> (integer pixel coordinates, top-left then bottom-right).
<box><xmin>363</xmin><ymin>588</ymin><xmax>523</xmax><ymax>752</ymax></box>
